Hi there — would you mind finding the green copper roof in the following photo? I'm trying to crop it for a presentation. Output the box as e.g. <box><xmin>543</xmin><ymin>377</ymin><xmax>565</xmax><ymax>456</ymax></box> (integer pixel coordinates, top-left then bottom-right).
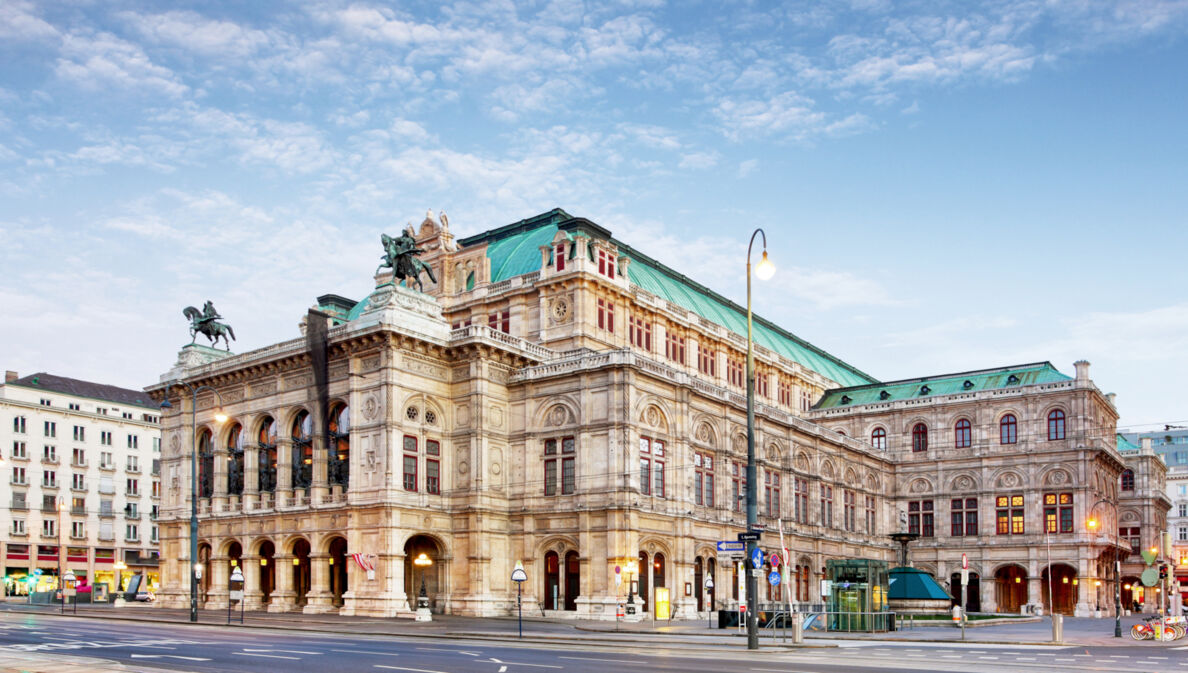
<box><xmin>815</xmin><ymin>362</ymin><xmax>1071</xmax><ymax>410</ymax></box>
<box><xmin>888</xmin><ymin>567</ymin><xmax>952</xmax><ymax>601</ymax></box>
<box><xmin>464</xmin><ymin>210</ymin><xmax>876</xmax><ymax>388</ymax></box>
<box><xmin>1117</xmin><ymin>433</ymin><xmax>1140</xmax><ymax>452</ymax></box>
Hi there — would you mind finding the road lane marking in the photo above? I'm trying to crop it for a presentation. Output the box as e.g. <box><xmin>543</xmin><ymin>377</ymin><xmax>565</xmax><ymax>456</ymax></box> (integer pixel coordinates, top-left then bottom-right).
<box><xmin>560</xmin><ymin>657</ymin><xmax>637</xmax><ymax>663</ymax></box>
<box><xmin>243</xmin><ymin>648</ymin><xmax>321</xmax><ymax>654</ymax></box>
<box><xmin>333</xmin><ymin>649</ymin><xmax>405</xmax><ymax>656</ymax></box>
<box><xmin>499</xmin><ymin>668</ymin><xmax>507</xmax><ymax>673</ymax></box>
<box><xmin>376</xmin><ymin>666</ymin><xmax>451</xmax><ymax>673</ymax></box>
<box><xmin>234</xmin><ymin>652</ymin><xmax>301</xmax><ymax>660</ymax></box>
<box><xmin>483</xmin><ymin>662</ymin><xmax>560</xmax><ymax>669</ymax></box>
<box><xmin>130</xmin><ymin>654</ymin><xmax>211</xmax><ymax>661</ymax></box>
<box><xmin>415</xmin><ymin>648</ymin><xmax>479</xmax><ymax>656</ymax></box>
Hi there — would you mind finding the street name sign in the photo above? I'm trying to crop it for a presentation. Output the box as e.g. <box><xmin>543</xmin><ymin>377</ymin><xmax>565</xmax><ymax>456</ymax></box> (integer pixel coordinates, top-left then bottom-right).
<box><xmin>738</xmin><ymin>531</ymin><xmax>761</xmax><ymax>542</ymax></box>
<box><xmin>716</xmin><ymin>541</ymin><xmax>745</xmax><ymax>553</ymax></box>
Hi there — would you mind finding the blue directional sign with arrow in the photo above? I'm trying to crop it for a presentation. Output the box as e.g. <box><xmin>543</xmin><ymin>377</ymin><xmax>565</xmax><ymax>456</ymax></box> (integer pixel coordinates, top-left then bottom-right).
<box><xmin>751</xmin><ymin>547</ymin><xmax>764</xmax><ymax>569</ymax></box>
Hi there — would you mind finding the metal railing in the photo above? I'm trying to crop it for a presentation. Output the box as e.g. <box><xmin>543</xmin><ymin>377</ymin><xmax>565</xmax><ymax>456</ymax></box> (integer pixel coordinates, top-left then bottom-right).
<box><xmin>766</xmin><ymin>609</ymin><xmax>895</xmax><ymax>634</ymax></box>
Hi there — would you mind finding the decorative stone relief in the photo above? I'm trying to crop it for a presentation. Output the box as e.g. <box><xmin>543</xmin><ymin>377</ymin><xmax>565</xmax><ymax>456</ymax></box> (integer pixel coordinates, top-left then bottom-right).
<box><xmin>362</xmin><ymin>394</ymin><xmax>379</xmax><ymax>421</ymax></box>
<box><xmin>796</xmin><ymin>453</ymin><xmax>810</xmax><ymax>472</ymax></box>
<box><xmin>644</xmin><ymin>406</ymin><xmax>661</xmax><ymax>429</ymax></box>
<box><xmin>252</xmin><ymin>380</ymin><xmax>276</xmax><ymax>395</ymax></box>
<box><xmin>170</xmin><ymin>432</ymin><xmax>181</xmax><ymax>455</ymax></box>
<box><xmin>223</xmin><ymin>387</ymin><xmax>244</xmax><ymax>403</ymax></box>
<box><xmin>490</xmin><ymin>405</ymin><xmax>505</xmax><ymax>429</ymax></box>
<box><xmin>695</xmin><ymin>423</ymin><xmax>712</xmax><ymax>444</ymax></box>
<box><xmin>954</xmin><ymin>475</ymin><xmax>975</xmax><ymax>491</ymax></box>
<box><xmin>451</xmin><ymin>364</ymin><xmax>470</xmax><ymax>381</ymax></box>
<box><xmin>362</xmin><ymin>355</ymin><xmax>381</xmax><ymax>371</ymax></box>
<box><xmin>1045</xmin><ymin>469</ymin><xmax>1070</xmax><ymax>486</ymax></box>
<box><xmin>996</xmin><ymin>472</ymin><xmax>1022</xmax><ymax>488</ymax></box>
<box><xmin>404</xmin><ymin>355</ymin><xmax>446</xmax><ymax>381</ymax></box>
<box><xmin>329</xmin><ymin>364</ymin><xmax>348</xmax><ymax>379</ymax></box>
<box><xmin>455</xmin><ymin>404</ymin><xmax>470</xmax><ymax>427</ymax></box>
<box><xmin>548</xmin><ymin>405</ymin><xmax>569</xmax><ymax>427</ymax></box>
<box><xmin>909</xmin><ymin>478</ymin><xmax>932</xmax><ymax>493</ymax></box>
<box><xmin>550</xmin><ymin>297</ymin><xmax>571</xmax><ymax>325</ymax></box>
<box><xmin>286</xmin><ymin>373</ymin><xmax>312</xmax><ymax>389</ymax></box>
<box><xmin>489</xmin><ymin>367</ymin><xmax>510</xmax><ymax>384</ymax></box>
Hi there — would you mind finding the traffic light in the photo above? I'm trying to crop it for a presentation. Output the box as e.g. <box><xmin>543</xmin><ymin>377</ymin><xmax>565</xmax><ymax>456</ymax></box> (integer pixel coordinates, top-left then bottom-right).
<box><xmin>1159</xmin><ymin>565</ymin><xmax>1169</xmax><ymax>580</ymax></box>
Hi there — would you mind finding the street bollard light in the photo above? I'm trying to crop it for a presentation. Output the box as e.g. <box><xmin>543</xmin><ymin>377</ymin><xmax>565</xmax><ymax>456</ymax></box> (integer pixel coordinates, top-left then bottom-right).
<box><xmin>414</xmin><ymin>553</ymin><xmax>433</xmax><ymax>622</ymax></box>
<box><xmin>511</xmin><ymin>560</ymin><xmax>527</xmax><ymax>639</ymax></box>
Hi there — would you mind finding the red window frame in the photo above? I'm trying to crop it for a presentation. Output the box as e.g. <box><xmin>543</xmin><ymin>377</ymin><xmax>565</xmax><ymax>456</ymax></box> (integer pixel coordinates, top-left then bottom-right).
<box><xmin>665</xmin><ymin>331</ymin><xmax>685</xmax><ymax>364</ymax></box>
<box><xmin>871</xmin><ymin>427</ymin><xmax>887</xmax><ymax>450</ymax></box>
<box><xmin>555</xmin><ymin>243</ymin><xmax>566</xmax><ymax>271</ymax></box>
<box><xmin>597</xmin><ymin>298</ymin><xmax>615</xmax><ymax>332</ymax></box>
<box><xmin>794</xmin><ymin>478</ymin><xmax>808</xmax><ymax>523</ymax></box>
<box><xmin>954</xmin><ymin>419</ymin><xmax>971</xmax><ymax>448</ymax></box>
<box><xmin>1048</xmin><ymin>410</ymin><xmax>1066</xmax><ymax>440</ymax></box>
<box><xmin>699</xmin><ymin>346</ymin><xmax>716</xmax><ymax>377</ymax></box>
<box><xmin>488</xmin><ymin>310</ymin><xmax>510</xmax><ymax>333</ymax></box>
<box><xmin>1121</xmin><ymin>469</ymin><xmax>1135</xmax><ymax>491</ymax></box>
<box><xmin>402</xmin><ymin>435</ymin><xmax>417</xmax><ymax>492</ymax></box>
<box><xmin>912</xmin><ymin>424</ymin><xmax>928</xmax><ymax>452</ymax></box>
<box><xmin>629</xmin><ymin>315</ymin><xmax>652</xmax><ymax>350</ymax></box>
<box><xmin>764</xmin><ymin>470</ymin><xmax>780</xmax><ymax>517</ymax></box>
<box><xmin>1000</xmin><ymin>414</ymin><xmax>1017</xmax><ymax>444</ymax></box>
<box><xmin>694</xmin><ymin>452</ymin><xmax>714</xmax><ymax>507</ymax></box>
<box><xmin>727</xmin><ymin>358</ymin><xmax>744</xmax><ymax>387</ymax></box>
<box><xmin>820</xmin><ymin>485</ymin><xmax>834</xmax><ymax>527</ymax></box>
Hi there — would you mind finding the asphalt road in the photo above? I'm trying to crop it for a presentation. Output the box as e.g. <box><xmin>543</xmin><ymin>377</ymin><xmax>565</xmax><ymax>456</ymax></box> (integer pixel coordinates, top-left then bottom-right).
<box><xmin>1</xmin><ymin>611</ymin><xmax>1185</xmax><ymax>673</ymax></box>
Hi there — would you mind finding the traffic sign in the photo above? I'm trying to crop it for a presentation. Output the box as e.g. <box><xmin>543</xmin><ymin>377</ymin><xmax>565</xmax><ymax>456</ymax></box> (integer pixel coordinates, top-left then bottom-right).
<box><xmin>716</xmin><ymin>541</ymin><xmax>745</xmax><ymax>553</ymax></box>
<box><xmin>769</xmin><ymin>553</ymin><xmax>781</xmax><ymax>568</ymax></box>
<box><xmin>751</xmin><ymin>547</ymin><xmax>765</xmax><ymax>569</ymax></box>
<box><xmin>961</xmin><ymin>553</ymin><xmax>968</xmax><ymax>570</ymax></box>
<box><xmin>738</xmin><ymin>531</ymin><xmax>761</xmax><ymax>542</ymax></box>
<box><xmin>768</xmin><ymin>571</ymin><xmax>781</xmax><ymax>586</ymax></box>
<box><xmin>960</xmin><ymin>568</ymin><xmax>969</xmax><ymax>586</ymax></box>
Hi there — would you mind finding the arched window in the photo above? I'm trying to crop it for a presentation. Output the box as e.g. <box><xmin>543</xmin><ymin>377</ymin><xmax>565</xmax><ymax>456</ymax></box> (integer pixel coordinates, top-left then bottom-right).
<box><xmin>954</xmin><ymin>419</ymin><xmax>971</xmax><ymax>449</ymax></box>
<box><xmin>1048</xmin><ymin>410</ymin><xmax>1066</xmax><ymax>440</ymax></box>
<box><xmin>912</xmin><ymin>423</ymin><xmax>928</xmax><ymax>452</ymax></box>
<box><xmin>1121</xmin><ymin>469</ymin><xmax>1135</xmax><ymax>491</ymax></box>
<box><xmin>328</xmin><ymin>402</ymin><xmax>350</xmax><ymax>490</ymax></box>
<box><xmin>257</xmin><ymin>416</ymin><xmax>278</xmax><ymax>493</ymax></box>
<box><xmin>197</xmin><ymin>428</ymin><xmax>214</xmax><ymax>498</ymax></box>
<box><xmin>226</xmin><ymin>422</ymin><xmax>244</xmax><ymax>496</ymax></box>
<box><xmin>1000</xmin><ymin>414</ymin><xmax>1017</xmax><ymax>444</ymax></box>
<box><xmin>291</xmin><ymin>410</ymin><xmax>313</xmax><ymax>490</ymax></box>
<box><xmin>871</xmin><ymin>427</ymin><xmax>887</xmax><ymax>451</ymax></box>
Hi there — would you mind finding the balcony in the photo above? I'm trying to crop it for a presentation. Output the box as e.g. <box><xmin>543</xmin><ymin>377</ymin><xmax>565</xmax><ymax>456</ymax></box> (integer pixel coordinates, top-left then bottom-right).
<box><xmin>41</xmin><ymin>481</ymin><xmax>58</xmax><ymax>489</ymax></box>
<box><xmin>10</xmin><ymin>529</ymin><xmax>27</xmax><ymax>537</ymax></box>
<box><xmin>125</xmin><ymin>512</ymin><xmax>141</xmax><ymax>520</ymax></box>
<box><xmin>70</xmin><ymin>507</ymin><xmax>85</xmax><ymax>515</ymax></box>
<box><xmin>10</xmin><ymin>502</ymin><xmax>27</xmax><ymax>511</ymax></box>
<box><xmin>126</xmin><ymin>466</ymin><xmax>141</xmax><ymax>474</ymax></box>
<box><xmin>71</xmin><ymin>460</ymin><xmax>87</xmax><ymax>468</ymax></box>
<box><xmin>99</xmin><ymin>510</ymin><xmax>115</xmax><ymax>519</ymax></box>
<box><xmin>40</xmin><ymin>531</ymin><xmax>58</xmax><ymax>540</ymax></box>
<box><xmin>98</xmin><ymin>462</ymin><xmax>115</xmax><ymax>472</ymax></box>
<box><xmin>41</xmin><ymin>456</ymin><xmax>59</xmax><ymax>465</ymax></box>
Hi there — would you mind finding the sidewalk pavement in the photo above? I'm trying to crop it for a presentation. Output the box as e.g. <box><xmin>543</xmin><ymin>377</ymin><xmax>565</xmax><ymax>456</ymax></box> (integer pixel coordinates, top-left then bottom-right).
<box><xmin>0</xmin><ymin>601</ymin><xmax>1169</xmax><ymax>650</ymax></box>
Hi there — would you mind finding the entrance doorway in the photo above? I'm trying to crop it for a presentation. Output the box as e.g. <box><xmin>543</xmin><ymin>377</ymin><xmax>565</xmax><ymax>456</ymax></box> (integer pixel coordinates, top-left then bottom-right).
<box><xmin>258</xmin><ymin>541</ymin><xmax>275</xmax><ymax>604</ymax></box>
<box><xmin>995</xmin><ymin>565</ymin><xmax>1027</xmax><ymax>613</ymax></box>
<box><xmin>328</xmin><ymin>537</ymin><xmax>348</xmax><ymax>607</ymax></box>
<box><xmin>543</xmin><ymin>551</ymin><xmax>560</xmax><ymax>610</ymax></box>
<box><xmin>949</xmin><ymin>572</ymin><xmax>981</xmax><ymax>612</ymax></box>
<box><xmin>291</xmin><ymin>539</ymin><xmax>311</xmax><ymax>606</ymax></box>
<box><xmin>403</xmin><ymin>535</ymin><xmax>442</xmax><ymax>612</ymax></box>
<box><xmin>1042</xmin><ymin>564</ymin><xmax>1077</xmax><ymax>615</ymax></box>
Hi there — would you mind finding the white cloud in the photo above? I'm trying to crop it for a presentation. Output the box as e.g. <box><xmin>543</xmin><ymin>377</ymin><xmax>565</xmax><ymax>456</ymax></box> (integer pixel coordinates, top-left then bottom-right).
<box><xmin>122</xmin><ymin>10</ymin><xmax>272</xmax><ymax>59</ymax></box>
<box><xmin>55</xmin><ymin>31</ymin><xmax>189</xmax><ymax>97</ymax></box>
<box><xmin>713</xmin><ymin>92</ymin><xmax>826</xmax><ymax>140</ymax></box>
<box><xmin>678</xmin><ymin>151</ymin><xmax>718</xmax><ymax>169</ymax></box>
<box><xmin>0</xmin><ymin>1</ymin><xmax>59</xmax><ymax>43</ymax></box>
<box><xmin>737</xmin><ymin>159</ymin><xmax>758</xmax><ymax>177</ymax></box>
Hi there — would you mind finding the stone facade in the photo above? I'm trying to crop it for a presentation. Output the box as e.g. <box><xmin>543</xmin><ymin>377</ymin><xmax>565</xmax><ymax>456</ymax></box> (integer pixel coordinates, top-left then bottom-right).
<box><xmin>145</xmin><ymin>209</ymin><xmax>1168</xmax><ymax>619</ymax></box>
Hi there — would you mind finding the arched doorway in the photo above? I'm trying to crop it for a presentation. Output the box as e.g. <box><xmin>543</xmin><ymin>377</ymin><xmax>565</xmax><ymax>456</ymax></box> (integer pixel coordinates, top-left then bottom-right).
<box><xmin>257</xmin><ymin>541</ymin><xmax>275</xmax><ymax>604</ymax></box>
<box><xmin>949</xmin><ymin>571</ymin><xmax>981</xmax><ymax>612</ymax></box>
<box><xmin>1122</xmin><ymin>576</ymin><xmax>1141</xmax><ymax>611</ymax></box>
<box><xmin>226</xmin><ymin>423</ymin><xmax>245</xmax><ymax>496</ymax></box>
<box><xmin>995</xmin><ymin>565</ymin><xmax>1027</xmax><ymax>613</ymax></box>
<box><xmin>291</xmin><ymin>539</ymin><xmax>311</xmax><ymax>607</ymax></box>
<box><xmin>637</xmin><ymin>551</ymin><xmax>649</xmax><ymax>612</ymax></box>
<box><xmin>328</xmin><ymin>537</ymin><xmax>348</xmax><ymax>607</ymax></box>
<box><xmin>197</xmin><ymin>543</ymin><xmax>212</xmax><ymax>602</ymax></box>
<box><xmin>694</xmin><ymin>557</ymin><xmax>704</xmax><ymax>612</ymax></box>
<box><xmin>543</xmin><ymin>551</ymin><xmax>560</xmax><ymax>610</ymax></box>
<box><xmin>1042</xmin><ymin>564</ymin><xmax>1077</xmax><ymax>615</ymax></box>
<box><xmin>564</xmin><ymin>551</ymin><xmax>580</xmax><ymax>611</ymax></box>
<box><xmin>404</xmin><ymin>535</ymin><xmax>442</xmax><ymax>613</ymax></box>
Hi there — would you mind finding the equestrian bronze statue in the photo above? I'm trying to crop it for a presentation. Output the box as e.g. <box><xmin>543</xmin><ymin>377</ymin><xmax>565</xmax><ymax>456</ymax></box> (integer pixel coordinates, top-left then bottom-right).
<box><xmin>376</xmin><ymin>229</ymin><xmax>437</xmax><ymax>292</ymax></box>
<box><xmin>183</xmin><ymin>300</ymin><xmax>236</xmax><ymax>350</ymax></box>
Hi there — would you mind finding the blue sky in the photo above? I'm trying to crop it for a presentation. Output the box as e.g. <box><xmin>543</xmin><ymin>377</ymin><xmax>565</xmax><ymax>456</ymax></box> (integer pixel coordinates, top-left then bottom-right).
<box><xmin>1</xmin><ymin>0</ymin><xmax>1186</xmax><ymax>430</ymax></box>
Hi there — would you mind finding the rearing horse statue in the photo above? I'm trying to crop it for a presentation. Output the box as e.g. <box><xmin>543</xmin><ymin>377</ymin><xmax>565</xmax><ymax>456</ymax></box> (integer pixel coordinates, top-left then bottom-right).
<box><xmin>377</xmin><ymin>230</ymin><xmax>437</xmax><ymax>292</ymax></box>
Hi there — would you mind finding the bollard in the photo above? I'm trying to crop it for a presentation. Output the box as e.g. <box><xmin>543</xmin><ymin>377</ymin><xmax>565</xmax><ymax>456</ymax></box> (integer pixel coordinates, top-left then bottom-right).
<box><xmin>1051</xmin><ymin>613</ymin><xmax>1063</xmax><ymax>643</ymax></box>
<box><xmin>792</xmin><ymin>611</ymin><xmax>804</xmax><ymax>645</ymax></box>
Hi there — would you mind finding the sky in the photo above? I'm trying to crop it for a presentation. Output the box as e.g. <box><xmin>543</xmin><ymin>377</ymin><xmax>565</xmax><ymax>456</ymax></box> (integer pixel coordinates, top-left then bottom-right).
<box><xmin>1</xmin><ymin>0</ymin><xmax>1186</xmax><ymax>431</ymax></box>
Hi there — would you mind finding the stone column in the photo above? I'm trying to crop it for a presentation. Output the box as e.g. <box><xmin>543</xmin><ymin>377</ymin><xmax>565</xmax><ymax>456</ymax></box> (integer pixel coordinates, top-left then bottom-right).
<box><xmin>1028</xmin><ymin>577</ymin><xmax>1043</xmax><ymax>614</ymax></box>
<box><xmin>276</xmin><ymin>439</ymin><xmax>293</xmax><ymax>507</ymax></box>
<box><xmin>390</xmin><ymin>553</ymin><xmax>411</xmax><ymax>615</ymax></box>
<box><xmin>242</xmin><ymin>555</ymin><xmax>262</xmax><ymax>611</ymax></box>
<box><xmin>212</xmin><ymin>442</ymin><xmax>228</xmax><ymax>513</ymax></box>
<box><xmin>207</xmin><ymin>554</ymin><xmax>230</xmax><ymax>609</ymax></box>
<box><xmin>303</xmin><ymin>553</ymin><xmax>335</xmax><ymax>614</ymax></box>
<box><xmin>267</xmin><ymin>554</ymin><xmax>295</xmax><ymax>613</ymax></box>
<box><xmin>242</xmin><ymin>444</ymin><xmax>259</xmax><ymax>511</ymax></box>
<box><xmin>312</xmin><ymin>427</ymin><xmax>329</xmax><ymax>505</ymax></box>
<box><xmin>980</xmin><ymin>577</ymin><xmax>997</xmax><ymax>613</ymax></box>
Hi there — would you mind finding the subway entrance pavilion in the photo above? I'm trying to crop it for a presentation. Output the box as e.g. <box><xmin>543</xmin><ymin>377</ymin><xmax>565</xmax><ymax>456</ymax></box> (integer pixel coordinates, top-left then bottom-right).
<box><xmin>147</xmin><ymin>209</ymin><xmax>1165</xmax><ymax>619</ymax></box>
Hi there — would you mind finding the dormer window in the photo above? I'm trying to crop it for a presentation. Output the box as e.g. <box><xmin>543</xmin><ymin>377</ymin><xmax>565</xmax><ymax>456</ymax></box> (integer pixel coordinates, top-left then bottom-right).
<box><xmin>920</xmin><ymin>385</ymin><xmax>931</xmax><ymax>395</ymax></box>
<box><xmin>555</xmin><ymin>243</ymin><xmax>566</xmax><ymax>272</ymax></box>
<box><xmin>1006</xmin><ymin>374</ymin><xmax>1020</xmax><ymax>385</ymax></box>
<box><xmin>879</xmin><ymin>390</ymin><xmax>890</xmax><ymax>400</ymax></box>
<box><xmin>963</xmin><ymin>380</ymin><xmax>974</xmax><ymax>390</ymax></box>
<box><xmin>840</xmin><ymin>395</ymin><xmax>851</xmax><ymax>405</ymax></box>
<box><xmin>597</xmin><ymin>248</ymin><xmax>616</xmax><ymax>279</ymax></box>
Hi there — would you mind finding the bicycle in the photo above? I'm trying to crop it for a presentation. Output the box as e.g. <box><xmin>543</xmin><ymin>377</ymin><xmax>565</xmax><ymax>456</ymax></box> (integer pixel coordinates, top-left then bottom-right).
<box><xmin>1131</xmin><ymin>615</ymin><xmax>1186</xmax><ymax>641</ymax></box>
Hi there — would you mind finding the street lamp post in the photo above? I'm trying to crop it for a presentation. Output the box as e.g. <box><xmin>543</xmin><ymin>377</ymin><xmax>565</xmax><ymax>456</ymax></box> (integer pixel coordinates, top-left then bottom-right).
<box><xmin>1088</xmin><ymin>497</ymin><xmax>1124</xmax><ymax>638</ymax></box>
<box><xmin>159</xmin><ymin>380</ymin><xmax>227</xmax><ymax>623</ymax></box>
<box><xmin>745</xmin><ymin>229</ymin><xmax>775</xmax><ymax>650</ymax></box>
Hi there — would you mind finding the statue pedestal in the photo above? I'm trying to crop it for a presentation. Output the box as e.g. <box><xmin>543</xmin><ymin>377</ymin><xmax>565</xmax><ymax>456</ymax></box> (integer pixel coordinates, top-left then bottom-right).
<box><xmin>349</xmin><ymin>283</ymin><xmax>448</xmax><ymax>344</ymax></box>
<box><xmin>161</xmin><ymin>345</ymin><xmax>235</xmax><ymax>382</ymax></box>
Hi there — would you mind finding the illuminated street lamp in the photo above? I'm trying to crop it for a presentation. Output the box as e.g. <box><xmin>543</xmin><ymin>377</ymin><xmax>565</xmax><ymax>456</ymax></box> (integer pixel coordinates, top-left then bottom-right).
<box><xmin>413</xmin><ymin>552</ymin><xmax>434</xmax><ymax>622</ymax></box>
